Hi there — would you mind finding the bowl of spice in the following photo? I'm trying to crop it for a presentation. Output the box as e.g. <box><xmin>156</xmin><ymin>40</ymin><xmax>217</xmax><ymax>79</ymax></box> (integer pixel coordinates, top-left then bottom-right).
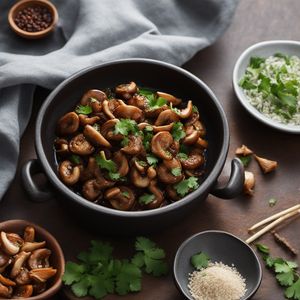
<box><xmin>233</xmin><ymin>40</ymin><xmax>300</xmax><ymax>134</ymax></box>
<box><xmin>8</xmin><ymin>0</ymin><xmax>58</xmax><ymax>39</ymax></box>
<box><xmin>173</xmin><ymin>230</ymin><xmax>262</xmax><ymax>300</ymax></box>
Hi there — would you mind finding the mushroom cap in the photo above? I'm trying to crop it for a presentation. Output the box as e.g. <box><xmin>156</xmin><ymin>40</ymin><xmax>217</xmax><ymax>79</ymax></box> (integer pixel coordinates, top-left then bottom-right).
<box><xmin>151</xmin><ymin>131</ymin><xmax>173</xmax><ymax>160</ymax></box>
<box><xmin>69</xmin><ymin>134</ymin><xmax>95</xmax><ymax>155</ymax></box>
<box><xmin>105</xmin><ymin>186</ymin><xmax>135</xmax><ymax>211</ymax></box>
<box><xmin>83</xmin><ymin>125</ymin><xmax>111</xmax><ymax>148</ymax></box>
<box><xmin>114</xmin><ymin>102</ymin><xmax>143</xmax><ymax>121</ymax></box>
<box><xmin>58</xmin><ymin>160</ymin><xmax>80</xmax><ymax>186</ymax></box>
<box><xmin>80</xmin><ymin>89</ymin><xmax>107</xmax><ymax>105</ymax></box>
<box><xmin>154</xmin><ymin>109</ymin><xmax>179</xmax><ymax>126</ymax></box>
<box><xmin>56</xmin><ymin>112</ymin><xmax>79</xmax><ymax>136</ymax></box>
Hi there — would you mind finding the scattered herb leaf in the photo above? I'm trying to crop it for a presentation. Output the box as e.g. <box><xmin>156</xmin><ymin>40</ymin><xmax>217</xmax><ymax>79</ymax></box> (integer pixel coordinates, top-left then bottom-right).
<box><xmin>171</xmin><ymin>122</ymin><xmax>186</xmax><ymax>141</ymax></box>
<box><xmin>191</xmin><ymin>252</ymin><xmax>210</xmax><ymax>270</ymax></box>
<box><xmin>139</xmin><ymin>194</ymin><xmax>155</xmax><ymax>205</ymax></box>
<box><xmin>75</xmin><ymin>105</ymin><xmax>93</xmax><ymax>115</ymax></box>
<box><xmin>95</xmin><ymin>151</ymin><xmax>120</xmax><ymax>180</ymax></box>
<box><xmin>239</xmin><ymin>155</ymin><xmax>252</xmax><ymax>167</ymax></box>
<box><xmin>146</xmin><ymin>154</ymin><xmax>159</xmax><ymax>166</ymax></box>
<box><xmin>250</xmin><ymin>56</ymin><xmax>265</xmax><ymax>68</ymax></box>
<box><xmin>256</xmin><ymin>243</ymin><xmax>270</xmax><ymax>254</ymax></box>
<box><xmin>177</xmin><ymin>152</ymin><xmax>188</xmax><ymax>160</ymax></box>
<box><xmin>70</xmin><ymin>154</ymin><xmax>81</xmax><ymax>165</ymax></box>
<box><xmin>171</xmin><ymin>167</ymin><xmax>182</xmax><ymax>176</ymax></box>
<box><xmin>174</xmin><ymin>176</ymin><xmax>199</xmax><ymax>197</ymax></box>
<box><xmin>268</xmin><ymin>198</ymin><xmax>277</xmax><ymax>207</ymax></box>
<box><xmin>114</xmin><ymin>119</ymin><xmax>139</xmax><ymax>136</ymax></box>
<box><xmin>122</xmin><ymin>191</ymin><xmax>130</xmax><ymax>199</ymax></box>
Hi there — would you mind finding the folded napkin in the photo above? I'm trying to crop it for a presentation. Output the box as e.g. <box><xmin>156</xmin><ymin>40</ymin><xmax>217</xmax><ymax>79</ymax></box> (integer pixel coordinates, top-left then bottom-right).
<box><xmin>0</xmin><ymin>0</ymin><xmax>238</xmax><ymax>199</ymax></box>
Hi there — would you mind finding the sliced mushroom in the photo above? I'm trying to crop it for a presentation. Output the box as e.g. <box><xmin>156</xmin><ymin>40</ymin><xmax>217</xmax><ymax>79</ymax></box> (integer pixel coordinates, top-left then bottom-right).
<box><xmin>147</xmin><ymin>166</ymin><xmax>157</xmax><ymax>179</ymax></box>
<box><xmin>169</xmin><ymin>140</ymin><xmax>180</xmax><ymax>156</ymax></box>
<box><xmin>128</xmin><ymin>94</ymin><xmax>148</xmax><ymax>110</ymax></box>
<box><xmin>244</xmin><ymin>171</ymin><xmax>255</xmax><ymax>196</ymax></box>
<box><xmin>0</xmin><ymin>231</ymin><xmax>20</xmax><ymax>255</ymax></box>
<box><xmin>0</xmin><ymin>274</ymin><xmax>16</xmax><ymax>286</ymax></box>
<box><xmin>235</xmin><ymin>144</ymin><xmax>253</xmax><ymax>156</ymax></box>
<box><xmin>180</xmin><ymin>149</ymin><xmax>204</xmax><ymax>170</ymax></box>
<box><xmin>83</xmin><ymin>125</ymin><xmax>111</xmax><ymax>148</ymax></box>
<box><xmin>56</xmin><ymin>112</ymin><xmax>79</xmax><ymax>135</ymax></box>
<box><xmin>183</xmin><ymin>126</ymin><xmax>200</xmax><ymax>145</ymax></box>
<box><xmin>144</xmin><ymin>180</ymin><xmax>164</xmax><ymax>209</ymax></box>
<box><xmin>7</xmin><ymin>233</ymin><xmax>24</xmax><ymax>248</ymax></box>
<box><xmin>0</xmin><ymin>283</ymin><xmax>12</xmax><ymax>298</ymax></box>
<box><xmin>134</xmin><ymin>160</ymin><xmax>146</xmax><ymax>174</ymax></box>
<box><xmin>151</xmin><ymin>131</ymin><xmax>173</xmax><ymax>160</ymax></box>
<box><xmin>54</xmin><ymin>138</ymin><xmax>69</xmax><ymax>156</ymax></box>
<box><xmin>131</xmin><ymin>165</ymin><xmax>150</xmax><ymax>188</ymax></box>
<box><xmin>193</xmin><ymin>120</ymin><xmax>206</xmax><ymax>137</ymax></box>
<box><xmin>195</xmin><ymin>137</ymin><xmax>208</xmax><ymax>149</ymax></box>
<box><xmin>10</xmin><ymin>251</ymin><xmax>31</xmax><ymax>278</ymax></box>
<box><xmin>102</xmin><ymin>99</ymin><xmax>115</xmax><ymax>119</ymax></box>
<box><xmin>113</xmin><ymin>151</ymin><xmax>129</xmax><ymax>177</ymax></box>
<box><xmin>69</xmin><ymin>134</ymin><xmax>95</xmax><ymax>155</ymax></box>
<box><xmin>13</xmin><ymin>285</ymin><xmax>33</xmax><ymax>298</ymax></box>
<box><xmin>28</xmin><ymin>248</ymin><xmax>51</xmax><ymax>270</ymax></box>
<box><xmin>114</xmin><ymin>101</ymin><xmax>143</xmax><ymax>121</ymax></box>
<box><xmin>29</xmin><ymin>268</ymin><xmax>57</xmax><ymax>283</ymax></box>
<box><xmin>138</xmin><ymin>122</ymin><xmax>173</xmax><ymax>133</ymax></box>
<box><xmin>254</xmin><ymin>155</ymin><xmax>278</xmax><ymax>174</ymax></box>
<box><xmin>79</xmin><ymin>114</ymin><xmax>100</xmax><ymax>126</ymax></box>
<box><xmin>154</xmin><ymin>109</ymin><xmax>179</xmax><ymax>126</ymax></box>
<box><xmin>59</xmin><ymin>160</ymin><xmax>80</xmax><ymax>186</ymax></box>
<box><xmin>185</xmin><ymin>112</ymin><xmax>200</xmax><ymax>127</ymax></box>
<box><xmin>0</xmin><ymin>250</ymin><xmax>10</xmax><ymax>267</ymax></box>
<box><xmin>157</xmin><ymin>91</ymin><xmax>182</xmax><ymax>106</ymax></box>
<box><xmin>80</xmin><ymin>157</ymin><xmax>100</xmax><ymax>182</ymax></box>
<box><xmin>178</xmin><ymin>100</ymin><xmax>193</xmax><ymax>119</ymax></box>
<box><xmin>15</xmin><ymin>268</ymin><xmax>31</xmax><ymax>285</ymax></box>
<box><xmin>145</xmin><ymin>105</ymin><xmax>168</xmax><ymax>118</ymax></box>
<box><xmin>115</xmin><ymin>82</ymin><xmax>137</xmax><ymax>99</ymax></box>
<box><xmin>105</xmin><ymin>186</ymin><xmax>135</xmax><ymax>211</ymax></box>
<box><xmin>80</xmin><ymin>89</ymin><xmax>107</xmax><ymax>106</ymax></box>
<box><xmin>23</xmin><ymin>226</ymin><xmax>35</xmax><ymax>243</ymax></box>
<box><xmin>166</xmin><ymin>185</ymin><xmax>180</xmax><ymax>201</ymax></box>
<box><xmin>100</xmin><ymin>119</ymin><xmax>123</xmax><ymax>141</ymax></box>
<box><xmin>157</xmin><ymin>158</ymin><xmax>183</xmax><ymax>184</ymax></box>
<box><xmin>121</xmin><ymin>135</ymin><xmax>143</xmax><ymax>155</ymax></box>
<box><xmin>21</xmin><ymin>241</ymin><xmax>46</xmax><ymax>252</ymax></box>
<box><xmin>82</xmin><ymin>177</ymin><xmax>114</xmax><ymax>201</ymax></box>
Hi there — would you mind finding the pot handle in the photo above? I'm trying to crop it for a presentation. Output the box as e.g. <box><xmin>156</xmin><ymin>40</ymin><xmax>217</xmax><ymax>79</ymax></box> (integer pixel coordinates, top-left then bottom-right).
<box><xmin>210</xmin><ymin>158</ymin><xmax>244</xmax><ymax>199</ymax></box>
<box><xmin>21</xmin><ymin>159</ymin><xmax>54</xmax><ymax>202</ymax></box>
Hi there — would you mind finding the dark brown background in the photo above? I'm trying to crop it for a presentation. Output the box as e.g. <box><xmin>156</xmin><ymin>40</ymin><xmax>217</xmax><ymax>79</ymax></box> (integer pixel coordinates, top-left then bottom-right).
<box><xmin>1</xmin><ymin>0</ymin><xmax>300</xmax><ymax>299</ymax></box>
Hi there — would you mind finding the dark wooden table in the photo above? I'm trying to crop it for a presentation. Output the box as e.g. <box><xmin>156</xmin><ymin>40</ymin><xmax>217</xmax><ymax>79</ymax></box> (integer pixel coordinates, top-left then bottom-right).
<box><xmin>1</xmin><ymin>0</ymin><xmax>300</xmax><ymax>299</ymax></box>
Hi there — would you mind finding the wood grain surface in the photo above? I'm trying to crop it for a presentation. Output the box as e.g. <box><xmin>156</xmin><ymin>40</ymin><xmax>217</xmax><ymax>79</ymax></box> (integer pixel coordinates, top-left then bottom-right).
<box><xmin>1</xmin><ymin>0</ymin><xmax>300</xmax><ymax>299</ymax></box>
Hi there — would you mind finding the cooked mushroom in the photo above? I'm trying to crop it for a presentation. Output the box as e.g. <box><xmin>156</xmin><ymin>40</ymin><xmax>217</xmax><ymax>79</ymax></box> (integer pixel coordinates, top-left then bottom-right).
<box><xmin>151</xmin><ymin>131</ymin><xmax>173</xmax><ymax>160</ymax></box>
<box><xmin>195</xmin><ymin>137</ymin><xmax>208</xmax><ymax>149</ymax></box>
<box><xmin>10</xmin><ymin>251</ymin><xmax>31</xmax><ymax>278</ymax></box>
<box><xmin>23</xmin><ymin>226</ymin><xmax>35</xmax><ymax>243</ymax></box>
<box><xmin>236</xmin><ymin>145</ymin><xmax>253</xmax><ymax>156</ymax></box>
<box><xmin>100</xmin><ymin>119</ymin><xmax>123</xmax><ymax>141</ymax></box>
<box><xmin>82</xmin><ymin>177</ymin><xmax>114</xmax><ymax>201</ymax></box>
<box><xmin>147</xmin><ymin>166</ymin><xmax>157</xmax><ymax>179</ymax></box>
<box><xmin>28</xmin><ymin>248</ymin><xmax>51</xmax><ymax>270</ymax></box>
<box><xmin>154</xmin><ymin>109</ymin><xmax>179</xmax><ymax>126</ymax></box>
<box><xmin>157</xmin><ymin>158</ymin><xmax>183</xmax><ymax>184</ymax></box>
<box><xmin>178</xmin><ymin>100</ymin><xmax>193</xmax><ymax>119</ymax></box>
<box><xmin>183</xmin><ymin>126</ymin><xmax>200</xmax><ymax>145</ymax></box>
<box><xmin>80</xmin><ymin>89</ymin><xmax>107</xmax><ymax>106</ymax></box>
<box><xmin>134</xmin><ymin>160</ymin><xmax>146</xmax><ymax>174</ymax></box>
<box><xmin>29</xmin><ymin>268</ymin><xmax>57</xmax><ymax>283</ymax></box>
<box><xmin>32</xmin><ymin>282</ymin><xmax>47</xmax><ymax>295</ymax></box>
<box><xmin>185</xmin><ymin>111</ymin><xmax>200</xmax><ymax>127</ymax></box>
<box><xmin>166</xmin><ymin>185</ymin><xmax>181</xmax><ymax>201</ymax></box>
<box><xmin>254</xmin><ymin>155</ymin><xmax>278</xmax><ymax>174</ymax></box>
<box><xmin>80</xmin><ymin>157</ymin><xmax>100</xmax><ymax>182</ymax></box>
<box><xmin>157</xmin><ymin>91</ymin><xmax>181</xmax><ymax>106</ymax></box>
<box><xmin>21</xmin><ymin>241</ymin><xmax>46</xmax><ymax>252</ymax></box>
<box><xmin>0</xmin><ymin>231</ymin><xmax>20</xmax><ymax>255</ymax></box>
<box><xmin>56</xmin><ymin>112</ymin><xmax>79</xmax><ymax>135</ymax></box>
<box><xmin>0</xmin><ymin>274</ymin><xmax>16</xmax><ymax>286</ymax></box>
<box><xmin>131</xmin><ymin>164</ymin><xmax>150</xmax><ymax>188</ymax></box>
<box><xmin>138</xmin><ymin>122</ymin><xmax>173</xmax><ymax>133</ymax></box>
<box><xmin>0</xmin><ymin>250</ymin><xmax>10</xmax><ymax>268</ymax></box>
<box><xmin>180</xmin><ymin>149</ymin><xmax>204</xmax><ymax>170</ymax></box>
<box><xmin>6</xmin><ymin>233</ymin><xmax>24</xmax><ymax>248</ymax></box>
<box><xmin>115</xmin><ymin>82</ymin><xmax>137</xmax><ymax>99</ymax></box>
<box><xmin>54</xmin><ymin>138</ymin><xmax>69</xmax><ymax>156</ymax></box>
<box><xmin>78</xmin><ymin>114</ymin><xmax>100</xmax><ymax>126</ymax></box>
<box><xmin>15</xmin><ymin>268</ymin><xmax>31</xmax><ymax>285</ymax></box>
<box><xmin>244</xmin><ymin>171</ymin><xmax>255</xmax><ymax>196</ymax></box>
<box><xmin>0</xmin><ymin>283</ymin><xmax>12</xmax><ymax>298</ymax></box>
<box><xmin>69</xmin><ymin>134</ymin><xmax>95</xmax><ymax>155</ymax></box>
<box><xmin>145</xmin><ymin>105</ymin><xmax>168</xmax><ymax>118</ymax></box>
<box><xmin>59</xmin><ymin>160</ymin><xmax>80</xmax><ymax>186</ymax></box>
<box><xmin>102</xmin><ymin>99</ymin><xmax>116</xmax><ymax>119</ymax></box>
<box><xmin>128</xmin><ymin>94</ymin><xmax>148</xmax><ymax>110</ymax></box>
<box><xmin>113</xmin><ymin>151</ymin><xmax>129</xmax><ymax>177</ymax></box>
<box><xmin>144</xmin><ymin>180</ymin><xmax>164</xmax><ymax>209</ymax></box>
<box><xmin>83</xmin><ymin>125</ymin><xmax>111</xmax><ymax>148</ymax></box>
<box><xmin>105</xmin><ymin>186</ymin><xmax>135</xmax><ymax>211</ymax></box>
<box><xmin>121</xmin><ymin>135</ymin><xmax>143</xmax><ymax>155</ymax></box>
<box><xmin>193</xmin><ymin>120</ymin><xmax>206</xmax><ymax>137</ymax></box>
<box><xmin>13</xmin><ymin>285</ymin><xmax>33</xmax><ymax>298</ymax></box>
<box><xmin>114</xmin><ymin>101</ymin><xmax>143</xmax><ymax>121</ymax></box>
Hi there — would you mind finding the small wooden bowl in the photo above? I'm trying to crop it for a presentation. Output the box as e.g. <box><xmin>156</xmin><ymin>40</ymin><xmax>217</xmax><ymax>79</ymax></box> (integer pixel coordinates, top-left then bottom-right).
<box><xmin>0</xmin><ymin>219</ymin><xmax>65</xmax><ymax>300</ymax></box>
<box><xmin>8</xmin><ymin>0</ymin><xmax>58</xmax><ymax>39</ymax></box>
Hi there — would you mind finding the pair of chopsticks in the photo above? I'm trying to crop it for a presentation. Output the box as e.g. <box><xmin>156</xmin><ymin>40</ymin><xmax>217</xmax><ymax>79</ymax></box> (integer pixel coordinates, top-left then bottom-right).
<box><xmin>246</xmin><ymin>204</ymin><xmax>300</xmax><ymax>244</ymax></box>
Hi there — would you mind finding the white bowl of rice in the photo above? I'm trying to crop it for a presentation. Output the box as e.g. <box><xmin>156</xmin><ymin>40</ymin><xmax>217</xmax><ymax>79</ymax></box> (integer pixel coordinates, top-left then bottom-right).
<box><xmin>233</xmin><ymin>40</ymin><xmax>300</xmax><ymax>134</ymax></box>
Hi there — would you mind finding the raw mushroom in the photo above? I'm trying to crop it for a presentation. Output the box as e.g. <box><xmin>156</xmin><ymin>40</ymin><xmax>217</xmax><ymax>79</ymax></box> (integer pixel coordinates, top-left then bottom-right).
<box><xmin>144</xmin><ymin>180</ymin><xmax>164</xmax><ymax>209</ymax></box>
<box><xmin>157</xmin><ymin>158</ymin><xmax>183</xmax><ymax>184</ymax></box>
<box><xmin>157</xmin><ymin>91</ymin><xmax>182</xmax><ymax>106</ymax></box>
<box><xmin>13</xmin><ymin>285</ymin><xmax>33</xmax><ymax>298</ymax></box>
<box><xmin>56</xmin><ymin>112</ymin><xmax>79</xmax><ymax>136</ymax></box>
<box><xmin>151</xmin><ymin>131</ymin><xmax>174</xmax><ymax>160</ymax></box>
<box><xmin>59</xmin><ymin>160</ymin><xmax>80</xmax><ymax>186</ymax></box>
<box><xmin>121</xmin><ymin>135</ymin><xmax>143</xmax><ymax>155</ymax></box>
<box><xmin>254</xmin><ymin>155</ymin><xmax>278</xmax><ymax>174</ymax></box>
<box><xmin>78</xmin><ymin>114</ymin><xmax>100</xmax><ymax>126</ymax></box>
<box><xmin>114</xmin><ymin>100</ymin><xmax>143</xmax><ymax>121</ymax></box>
<box><xmin>154</xmin><ymin>109</ymin><xmax>179</xmax><ymax>126</ymax></box>
<box><xmin>180</xmin><ymin>149</ymin><xmax>204</xmax><ymax>170</ymax></box>
<box><xmin>115</xmin><ymin>82</ymin><xmax>138</xmax><ymax>99</ymax></box>
<box><xmin>69</xmin><ymin>134</ymin><xmax>95</xmax><ymax>155</ymax></box>
<box><xmin>83</xmin><ymin>125</ymin><xmax>111</xmax><ymax>148</ymax></box>
<box><xmin>105</xmin><ymin>186</ymin><xmax>135</xmax><ymax>211</ymax></box>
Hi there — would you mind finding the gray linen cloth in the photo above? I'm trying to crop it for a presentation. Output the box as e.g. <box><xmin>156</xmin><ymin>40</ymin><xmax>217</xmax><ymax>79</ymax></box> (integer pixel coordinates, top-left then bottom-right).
<box><xmin>0</xmin><ymin>0</ymin><xmax>238</xmax><ymax>199</ymax></box>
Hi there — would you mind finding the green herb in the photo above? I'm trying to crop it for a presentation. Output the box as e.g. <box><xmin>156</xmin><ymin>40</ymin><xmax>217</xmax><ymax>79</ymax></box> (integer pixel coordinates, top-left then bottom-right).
<box><xmin>174</xmin><ymin>176</ymin><xmax>199</xmax><ymax>197</ymax></box>
<box><xmin>70</xmin><ymin>154</ymin><xmax>81</xmax><ymax>165</ymax></box>
<box><xmin>256</xmin><ymin>244</ymin><xmax>300</xmax><ymax>299</ymax></box>
<box><xmin>192</xmin><ymin>105</ymin><xmax>199</xmax><ymax>113</ymax></box>
<box><xmin>137</xmin><ymin>160</ymin><xmax>147</xmax><ymax>167</ymax></box>
<box><xmin>139</xmin><ymin>89</ymin><xmax>167</xmax><ymax>110</ymax></box>
<box><xmin>171</xmin><ymin>122</ymin><xmax>186</xmax><ymax>141</ymax></box>
<box><xmin>146</xmin><ymin>154</ymin><xmax>159</xmax><ymax>166</ymax></box>
<box><xmin>143</xmin><ymin>132</ymin><xmax>153</xmax><ymax>151</ymax></box>
<box><xmin>171</xmin><ymin>167</ymin><xmax>181</xmax><ymax>176</ymax></box>
<box><xmin>239</xmin><ymin>155</ymin><xmax>252</xmax><ymax>167</ymax></box>
<box><xmin>75</xmin><ymin>105</ymin><xmax>93</xmax><ymax>115</ymax></box>
<box><xmin>250</xmin><ymin>56</ymin><xmax>265</xmax><ymax>68</ymax></box>
<box><xmin>239</xmin><ymin>76</ymin><xmax>256</xmax><ymax>90</ymax></box>
<box><xmin>177</xmin><ymin>152</ymin><xmax>188</xmax><ymax>160</ymax></box>
<box><xmin>121</xmin><ymin>137</ymin><xmax>129</xmax><ymax>147</ymax></box>
<box><xmin>132</xmin><ymin>237</ymin><xmax>168</xmax><ymax>277</ymax></box>
<box><xmin>170</xmin><ymin>103</ymin><xmax>180</xmax><ymax>114</ymax></box>
<box><xmin>93</xmin><ymin>123</ymin><xmax>100</xmax><ymax>132</ymax></box>
<box><xmin>145</xmin><ymin>125</ymin><xmax>153</xmax><ymax>132</ymax></box>
<box><xmin>139</xmin><ymin>193</ymin><xmax>155</xmax><ymax>205</ymax></box>
<box><xmin>274</xmin><ymin>53</ymin><xmax>290</xmax><ymax>65</ymax></box>
<box><xmin>268</xmin><ymin>198</ymin><xmax>277</xmax><ymax>207</ymax></box>
<box><xmin>114</xmin><ymin>119</ymin><xmax>139</xmax><ymax>136</ymax></box>
<box><xmin>122</xmin><ymin>191</ymin><xmax>130</xmax><ymax>198</ymax></box>
<box><xmin>95</xmin><ymin>151</ymin><xmax>120</xmax><ymax>180</ymax></box>
<box><xmin>191</xmin><ymin>252</ymin><xmax>210</xmax><ymax>270</ymax></box>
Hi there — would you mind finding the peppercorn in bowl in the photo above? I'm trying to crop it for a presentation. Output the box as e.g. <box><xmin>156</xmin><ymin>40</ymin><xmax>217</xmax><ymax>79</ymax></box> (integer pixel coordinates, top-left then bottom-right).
<box><xmin>22</xmin><ymin>59</ymin><xmax>244</xmax><ymax>234</ymax></box>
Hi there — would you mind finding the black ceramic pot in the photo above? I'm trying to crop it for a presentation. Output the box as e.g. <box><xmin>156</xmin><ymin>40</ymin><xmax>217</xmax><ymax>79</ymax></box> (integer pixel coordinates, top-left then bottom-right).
<box><xmin>22</xmin><ymin>59</ymin><xmax>244</xmax><ymax>234</ymax></box>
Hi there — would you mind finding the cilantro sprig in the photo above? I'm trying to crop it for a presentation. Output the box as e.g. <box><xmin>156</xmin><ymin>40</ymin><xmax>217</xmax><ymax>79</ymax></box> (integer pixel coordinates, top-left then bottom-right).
<box><xmin>256</xmin><ymin>243</ymin><xmax>300</xmax><ymax>299</ymax></box>
<box><xmin>75</xmin><ymin>105</ymin><xmax>93</xmax><ymax>115</ymax></box>
<box><xmin>191</xmin><ymin>252</ymin><xmax>210</xmax><ymax>270</ymax></box>
<box><xmin>95</xmin><ymin>151</ymin><xmax>120</xmax><ymax>180</ymax></box>
<box><xmin>63</xmin><ymin>237</ymin><xmax>168</xmax><ymax>299</ymax></box>
<box><xmin>114</xmin><ymin>119</ymin><xmax>139</xmax><ymax>136</ymax></box>
<box><xmin>171</xmin><ymin>122</ymin><xmax>186</xmax><ymax>141</ymax></box>
<box><xmin>174</xmin><ymin>176</ymin><xmax>199</xmax><ymax>197</ymax></box>
<box><xmin>139</xmin><ymin>88</ymin><xmax>167</xmax><ymax>110</ymax></box>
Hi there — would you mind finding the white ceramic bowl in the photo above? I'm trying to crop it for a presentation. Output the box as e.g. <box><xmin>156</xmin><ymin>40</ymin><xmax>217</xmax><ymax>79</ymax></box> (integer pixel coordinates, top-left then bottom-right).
<box><xmin>233</xmin><ymin>40</ymin><xmax>300</xmax><ymax>134</ymax></box>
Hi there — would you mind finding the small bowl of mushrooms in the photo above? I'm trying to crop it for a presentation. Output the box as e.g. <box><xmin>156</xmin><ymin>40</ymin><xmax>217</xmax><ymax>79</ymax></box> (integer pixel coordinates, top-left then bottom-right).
<box><xmin>0</xmin><ymin>220</ymin><xmax>65</xmax><ymax>299</ymax></box>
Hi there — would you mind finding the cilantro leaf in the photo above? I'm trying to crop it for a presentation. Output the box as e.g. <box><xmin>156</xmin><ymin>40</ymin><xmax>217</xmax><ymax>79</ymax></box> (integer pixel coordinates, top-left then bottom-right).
<box><xmin>139</xmin><ymin>193</ymin><xmax>155</xmax><ymax>205</ymax></box>
<box><xmin>276</xmin><ymin>271</ymin><xmax>294</xmax><ymax>287</ymax></box>
<box><xmin>144</xmin><ymin>256</ymin><xmax>168</xmax><ymax>276</ymax></box>
<box><xmin>135</xmin><ymin>237</ymin><xmax>156</xmax><ymax>251</ymax></box>
<box><xmin>95</xmin><ymin>151</ymin><xmax>120</xmax><ymax>180</ymax></box>
<box><xmin>146</xmin><ymin>154</ymin><xmax>159</xmax><ymax>166</ymax></box>
<box><xmin>70</xmin><ymin>154</ymin><xmax>81</xmax><ymax>165</ymax></box>
<box><xmin>268</xmin><ymin>198</ymin><xmax>277</xmax><ymax>207</ymax></box>
<box><xmin>239</xmin><ymin>155</ymin><xmax>251</xmax><ymax>167</ymax></box>
<box><xmin>171</xmin><ymin>122</ymin><xmax>186</xmax><ymax>141</ymax></box>
<box><xmin>122</xmin><ymin>191</ymin><xmax>130</xmax><ymax>198</ymax></box>
<box><xmin>250</xmin><ymin>56</ymin><xmax>265</xmax><ymax>68</ymax></box>
<box><xmin>75</xmin><ymin>105</ymin><xmax>93</xmax><ymax>115</ymax></box>
<box><xmin>256</xmin><ymin>243</ymin><xmax>270</xmax><ymax>254</ymax></box>
<box><xmin>171</xmin><ymin>167</ymin><xmax>182</xmax><ymax>176</ymax></box>
<box><xmin>274</xmin><ymin>52</ymin><xmax>290</xmax><ymax>65</ymax></box>
<box><xmin>114</xmin><ymin>119</ymin><xmax>139</xmax><ymax>136</ymax></box>
<box><xmin>131</xmin><ymin>252</ymin><xmax>145</xmax><ymax>268</ymax></box>
<box><xmin>275</xmin><ymin>262</ymin><xmax>293</xmax><ymax>274</ymax></box>
<box><xmin>191</xmin><ymin>252</ymin><xmax>210</xmax><ymax>270</ymax></box>
<box><xmin>71</xmin><ymin>276</ymin><xmax>91</xmax><ymax>297</ymax></box>
<box><xmin>177</xmin><ymin>152</ymin><xmax>188</xmax><ymax>160</ymax></box>
<box><xmin>145</xmin><ymin>248</ymin><xmax>166</xmax><ymax>260</ymax></box>
<box><xmin>192</xmin><ymin>105</ymin><xmax>199</xmax><ymax>113</ymax></box>
<box><xmin>174</xmin><ymin>176</ymin><xmax>199</xmax><ymax>197</ymax></box>
<box><xmin>63</xmin><ymin>262</ymin><xmax>86</xmax><ymax>285</ymax></box>
<box><xmin>285</xmin><ymin>278</ymin><xmax>300</xmax><ymax>300</ymax></box>
<box><xmin>239</xmin><ymin>76</ymin><xmax>256</xmax><ymax>90</ymax></box>
<box><xmin>139</xmin><ymin>88</ymin><xmax>167</xmax><ymax>110</ymax></box>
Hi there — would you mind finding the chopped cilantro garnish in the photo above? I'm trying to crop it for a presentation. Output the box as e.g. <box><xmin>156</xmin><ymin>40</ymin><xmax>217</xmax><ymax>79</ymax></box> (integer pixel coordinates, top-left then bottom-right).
<box><xmin>95</xmin><ymin>151</ymin><xmax>120</xmax><ymax>180</ymax></box>
<box><xmin>139</xmin><ymin>194</ymin><xmax>155</xmax><ymax>205</ymax></box>
<box><xmin>137</xmin><ymin>160</ymin><xmax>147</xmax><ymax>167</ymax></box>
<box><xmin>177</xmin><ymin>152</ymin><xmax>188</xmax><ymax>161</ymax></box>
<box><xmin>171</xmin><ymin>122</ymin><xmax>186</xmax><ymax>141</ymax></box>
<box><xmin>146</xmin><ymin>154</ymin><xmax>158</xmax><ymax>166</ymax></box>
<box><xmin>122</xmin><ymin>191</ymin><xmax>130</xmax><ymax>198</ymax></box>
<box><xmin>121</xmin><ymin>137</ymin><xmax>129</xmax><ymax>147</ymax></box>
<box><xmin>174</xmin><ymin>176</ymin><xmax>199</xmax><ymax>197</ymax></box>
<box><xmin>70</xmin><ymin>154</ymin><xmax>81</xmax><ymax>165</ymax></box>
<box><xmin>114</xmin><ymin>119</ymin><xmax>139</xmax><ymax>136</ymax></box>
<box><xmin>250</xmin><ymin>56</ymin><xmax>265</xmax><ymax>68</ymax></box>
<box><xmin>143</xmin><ymin>131</ymin><xmax>153</xmax><ymax>151</ymax></box>
<box><xmin>171</xmin><ymin>167</ymin><xmax>181</xmax><ymax>176</ymax></box>
<box><xmin>191</xmin><ymin>252</ymin><xmax>210</xmax><ymax>270</ymax></box>
<box><xmin>75</xmin><ymin>105</ymin><xmax>93</xmax><ymax>115</ymax></box>
<box><xmin>192</xmin><ymin>105</ymin><xmax>199</xmax><ymax>113</ymax></box>
<box><xmin>139</xmin><ymin>88</ymin><xmax>167</xmax><ymax>110</ymax></box>
<box><xmin>239</xmin><ymin>76</ymin><xmax>256</xmax><ymax>90</ymax></box>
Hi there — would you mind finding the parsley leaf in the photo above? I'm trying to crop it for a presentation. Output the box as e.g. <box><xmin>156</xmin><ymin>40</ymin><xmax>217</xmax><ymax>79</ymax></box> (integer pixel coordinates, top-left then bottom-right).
<box><xmin>171</xmin><ymin>167</ymin><xmax>182</xmax><ymax>176</ymax></box>
<box><xmin>285</xmin><ymin>278</ymin><xmax>300</xmax><ymax>299</ymax></box>
<box><xmin>269</xmin><ymin>198</ymin><xmax>277</xmax><ymax>207</ymax></box>
<box><xmin>174</xmin><ymin>177</ymin><xmax>199</xmax><ymax>197</ymax></box>
<box><xmin>114</xmin><ymin>119</ymin><xmax>139</xmax><ymax>136</ymax></box>
<box><xmin>250</xmin><ymin>56</ymin><xmax>265</xmax><ymax>68</ymax></box>
<box><xmin>239</xmin><ymin>155</ymin><xmax>251</xmax><ymax>167</ymax></box>
<box><xmin>71</xmin><ymin>276</ymin><xmax>91</xmax><ymax>297</ymax></box>
<box><xmin>277</xmin><ymin>271</ymin><xmax>294</xmax><ymax>286</ymax></box>
<box><xmin>191</xmin><ymin>252</ymin><xmax>210</xmax><ymax>270</ymax></box>
<box><xmin>63</xmin><ymin>262</ymin><xmax>86</xmax><ymax>285</ymax></box>
<box><xmin>122</xmin><ymin>191</ymin><xmax>130</xmax><ymax>198</ymax></box>
<box><xmin>171</xmin><ymin>122</ymin><xmax>186</xmax><ymax>141</ymax></box>
<box><xmin>139</xmin><ymin>194</ymin><xmax>155</xmax><ymax>205</ymax></box>
<box><xmin>239</xmin><ymin>76</ymin><xmax>256</xmax><ymax>90</ymax></box>
<box><xmin>146</xmin><ymin>154</ymin><xmax>159</xmax><ymax>166</ymax></box>
<box><xmin>95</xmin><ymin>151</ymin><xmax>120</xmax><ymax>180</ymax></box>
<box><xmin>70</xmin><ymin>154</ymin><xmax>81</xmax><ymax>165</ymax></box>
<box><xmin>75</xmin><ymin>105</ymin><xmax>93</xmax><ymax>115</ymax></box>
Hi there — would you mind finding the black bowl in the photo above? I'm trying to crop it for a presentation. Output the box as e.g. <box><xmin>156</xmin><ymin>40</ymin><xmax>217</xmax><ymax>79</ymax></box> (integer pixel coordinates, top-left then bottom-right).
<box><xmin>22</xmin><ymin>59</ymin><xmax>244</xmax><ymax>234</ymax></box>
<box><xmin>173</xmin><ymin>230</ymin><xmax>262</xmax><ymax>299</ymax></box>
